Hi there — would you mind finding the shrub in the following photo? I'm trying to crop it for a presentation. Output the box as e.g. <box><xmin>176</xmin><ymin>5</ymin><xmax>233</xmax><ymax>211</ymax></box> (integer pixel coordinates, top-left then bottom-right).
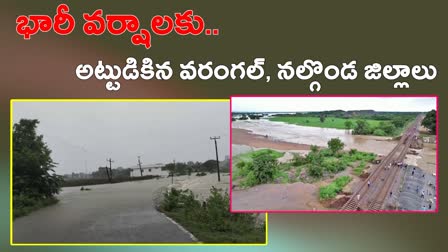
<box><xmin>160</xmin><ymin>188</ymin><xmax>183</xmax><ymax>211</ymax></box>
<box><xmin>308</xmin><ymin>163</ymin><xmax>323</xmax><ymax>178</ymax></box>
<box><xmin>292</xmin><ymin>154</ymin><xmax>307</xmax><ymax>166</ymax></box>
<box><xmin>251</xmin><ymin>154</ymin><xmax>278</xmax><ymax>185</ymax></box>
<box><xmin>196</xmin><ymin>172</ymin><xmax>207</xmax><ymax>176</ymax></box>
<box><xmin>322</xmin><ymin>157</ymin><xmax>345</xmax><ymax>173</ymax></box>
<box><xmin>319</xmin><ymin>176</ymin><xmax>352</xmax><ymax>200</ymax></box>
<box><xmin>373</xmin><ymin>129</ymin><xmax>386</xmax><ymax>136</ymax></box>
<box><xmin>160</xmin><ymin>187</ymin><xmax>265</xmax><ymax>243</ymax></box>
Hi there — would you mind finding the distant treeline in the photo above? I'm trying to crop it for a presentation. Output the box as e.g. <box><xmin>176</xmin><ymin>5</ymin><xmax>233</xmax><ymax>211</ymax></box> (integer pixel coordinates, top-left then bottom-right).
<box><xmin>62</xmin><ymin>175</ymin><xmax>161</xmax><ymax>187</ymax></box>
<box><xmin>161</xmin><ymin>159</ymin><xmax>230</xmax><ymax>176</ymax></box>
<box><xmin>270</xmin><ymin>110</ymin><xmax>420</xmax><ymax>120</ymax></box>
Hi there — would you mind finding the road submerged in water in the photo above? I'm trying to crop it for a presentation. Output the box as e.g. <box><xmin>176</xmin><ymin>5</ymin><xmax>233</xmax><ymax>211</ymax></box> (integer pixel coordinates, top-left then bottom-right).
<box><xmin>13</xmin><ymin>178</ymin><xmax>195</xmax><ymax>243</ymax></box>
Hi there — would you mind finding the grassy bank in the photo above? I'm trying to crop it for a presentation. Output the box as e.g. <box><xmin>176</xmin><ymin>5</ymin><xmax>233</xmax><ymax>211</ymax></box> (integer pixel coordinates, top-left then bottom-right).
<box><xmin>62</xmin><ymin>175</ymin><xmax>161</xmax><ymax>187</ymax></box>
<box><xmin>13</xmin><ymin>195</ymin><xmax>59</xmax><ymax>219</ymax></box>
<box><xmin>159</xmin><ymin>187</ymin><xmax>265</xmax><ymax>243</ymax></box>
<box><xmin>319</xmin><ymin>176</ymin><xmax>352</xmax><ymax>200</ymax></box>
<box><xmin>269</xmin><ymin>116</ymin><xmax>384</xmax><ymax>130</ymax></box>
<box><xmin>233</xmin><ymin>149</ymin><xmax>284</xmax><ymax>164</ymax></box>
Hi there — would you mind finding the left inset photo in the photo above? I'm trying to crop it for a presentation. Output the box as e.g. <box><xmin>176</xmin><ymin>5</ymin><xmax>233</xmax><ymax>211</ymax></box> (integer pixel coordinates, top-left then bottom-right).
<box><xmin>10</xmin><ymin>99</ymin><xmax>267</xmax><ymax>245</ymax></box>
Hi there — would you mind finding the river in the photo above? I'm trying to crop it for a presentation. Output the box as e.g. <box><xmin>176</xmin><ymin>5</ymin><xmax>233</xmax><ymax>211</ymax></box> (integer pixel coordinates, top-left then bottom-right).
<box><xmin>233</xmin><ymin>120</ymin><xmax>397</xmax><ymax>155</ymax></box>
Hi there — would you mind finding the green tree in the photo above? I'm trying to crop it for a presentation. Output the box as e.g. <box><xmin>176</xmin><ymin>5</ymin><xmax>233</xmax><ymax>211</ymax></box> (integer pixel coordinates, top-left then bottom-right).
<box><xmin>422</xmin><ymin>110</ymin><xmax>436</xmax><ymax>134</ymax></box>
<box><xmin>391</xmin><ymin>117</ymin><xmax>406</xmax><ymax>128</ymax></box>
<box><xmin>319</xmin><ymin>115</ymin><xmax>326</xmax><ymax>123</ymax></box>
<box><xmin>13</xmin><ymin>119</ymin><xmax>62</xmax><ymax>200</ymax></box>
<box><xmin>327</xmin><ymin>138</ymin><xmax>345</xmax><ymax>154</ymax></box>
<box><xmin>252</xmin><ymin>154</ymin><xmax>278</xmax><ymax>184</ymax></box>
<box><xmin>353</xmin><ymin>120</ymin><xmax>371</xmax><ymax>135</ymax></box>
<box><xmin>378</xmin><ymin>121</ymin><xmax>396</xmax><ymax>135</ymax></box>
<box><xmin>344</xmin><ymin>120</ymin><xmax>353</xmax><ymax>130</ymax></box>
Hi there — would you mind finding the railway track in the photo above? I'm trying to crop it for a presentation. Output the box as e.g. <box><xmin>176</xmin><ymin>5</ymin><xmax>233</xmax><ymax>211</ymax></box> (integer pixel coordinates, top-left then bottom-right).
<box><xmin>341</xmin><ymin>116</ymin><xmax>423</xmax><ymax>211</ymax></box>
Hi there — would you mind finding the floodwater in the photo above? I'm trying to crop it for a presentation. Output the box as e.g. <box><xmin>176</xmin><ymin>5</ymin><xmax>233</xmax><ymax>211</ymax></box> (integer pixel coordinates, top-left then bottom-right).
<box><xmin>13</xmin><ymin>177</ymin><xmax>197</xmax><ymax>243</ymax></box>
<box><xmin>231</xmin><ymin>119</ymin><xmax>400</xmax><ymax>211</ymax></box>
<box><xmin>233</xmin><ymin>120</ymin><xmax>397</xmax><ymax>155</ymax></box>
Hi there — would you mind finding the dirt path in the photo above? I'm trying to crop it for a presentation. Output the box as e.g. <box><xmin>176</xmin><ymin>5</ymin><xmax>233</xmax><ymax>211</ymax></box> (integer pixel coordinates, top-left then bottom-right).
<box><xmin>232</xmin><ymin>182</ymin><xmax>325</xmax><ymax>211</ymax></box>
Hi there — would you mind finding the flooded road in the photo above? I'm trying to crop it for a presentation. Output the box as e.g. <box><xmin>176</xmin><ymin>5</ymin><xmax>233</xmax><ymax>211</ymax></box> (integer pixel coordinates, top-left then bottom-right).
<box><xmin>233</xmin><ymin>120</ymin><xmax>397</xmax><ymax>155</ymax></box>
<box><xmin>13</xmin><ymin>178</ymin><xmax>195</xmax><ymax>243</ymax></box>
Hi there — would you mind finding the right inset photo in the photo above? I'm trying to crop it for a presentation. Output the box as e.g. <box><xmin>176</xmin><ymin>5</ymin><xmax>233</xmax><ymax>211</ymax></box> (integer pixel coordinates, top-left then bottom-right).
<box><xmin>230</xmin><ymin>96</ymin><xmax>438</xmax><ymax>213</ymax></box>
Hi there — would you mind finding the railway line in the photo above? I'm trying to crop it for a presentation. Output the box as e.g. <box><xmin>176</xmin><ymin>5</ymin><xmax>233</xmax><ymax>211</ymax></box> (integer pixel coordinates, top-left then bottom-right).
<box><xmin>341</xmin><ymin>115</ymin><xmax>424</xmax><ymax>211</ymax></box>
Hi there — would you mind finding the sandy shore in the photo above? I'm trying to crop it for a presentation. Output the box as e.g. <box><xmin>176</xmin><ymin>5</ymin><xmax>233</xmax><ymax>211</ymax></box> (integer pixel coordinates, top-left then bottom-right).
<box><xmin>232</xmin><ymin>128</ymin><xmax>311</xmax><ymax>151</ymax></box>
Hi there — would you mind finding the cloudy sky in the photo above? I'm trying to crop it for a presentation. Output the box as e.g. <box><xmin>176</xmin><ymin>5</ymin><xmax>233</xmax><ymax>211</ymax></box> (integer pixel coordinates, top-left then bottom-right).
<box><xmin>13</xmin><ymin>101</ymin><xmax>229</xmax><ymax>175</ymax></box>
<box><xmin>232</xmin><ymin>97</ymin><xmax>437</xmax><ymax>112</ymax></box>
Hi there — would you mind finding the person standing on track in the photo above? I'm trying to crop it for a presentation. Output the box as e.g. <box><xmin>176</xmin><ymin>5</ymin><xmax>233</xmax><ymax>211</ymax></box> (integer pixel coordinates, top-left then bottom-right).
<box><xmin>368</xmin><ymin>180</ymin><xmax>371</xmax><ymax>188</ymax></box>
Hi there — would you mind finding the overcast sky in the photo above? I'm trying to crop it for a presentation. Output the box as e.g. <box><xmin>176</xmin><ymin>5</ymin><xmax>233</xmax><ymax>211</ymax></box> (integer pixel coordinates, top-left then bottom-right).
<box><xmin>13</xmin><ymin>102</ymin><xmax>229</xmax><ymax>175</ymax></box>
<box><xmin>232</xmin><ymin>97</ymin><xmax>437</xmax><ymax>112</ymax></box>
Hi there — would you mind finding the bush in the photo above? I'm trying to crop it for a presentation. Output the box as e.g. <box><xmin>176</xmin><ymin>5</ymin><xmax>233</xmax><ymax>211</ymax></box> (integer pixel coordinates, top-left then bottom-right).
<box><xmin>319</xmin><ymin>176</ymin><xmax>352</xmax><ymax>200</ymax></box>
<box><xmin>160</xmin><ymin>187</ymin><xmax>265</xmax><ymax>243</ymax></box>
<box><xmin>13</xmin><ymin>195</ymin><xmax>58</xmax><ymax>219</ymax></box>
<box><xmin>196</xmin><ymin>172</ymin><xmax>207</xmax><ymax>176</ymax></box>
<box><xmin>308</xmin><ymin>163</ymin><xmax>323</xmax><ymax>178</ymax></box>
<box><xmin>322</xmin><ymin>158</ymin><xmax>345</xmax><ymax>173</ymax></box>
<box><xmin>373</xmin><ymin>129</ymin><xmax>386</xmax><ymax>136</ymax></box>
<box><xmin>251</xmin><ymin>154</ymin><xmax>278</xmax><ymax>184</ymax></box>
<box><xmin>292</xmin><ymin>154</ymin><xmax>307</xmax><ymax>166</ymax></box>
<box><xmin>237</xmin><ymin>152</ymin><xmax>280</xmax><ymax>187</ymax></box>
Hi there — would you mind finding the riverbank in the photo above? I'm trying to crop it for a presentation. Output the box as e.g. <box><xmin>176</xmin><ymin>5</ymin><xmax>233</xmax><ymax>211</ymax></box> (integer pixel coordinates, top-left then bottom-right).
<box><xmin>233</xmin><ymin>128</ymin><xmax>310</xmax><ymax>151</ymax></box>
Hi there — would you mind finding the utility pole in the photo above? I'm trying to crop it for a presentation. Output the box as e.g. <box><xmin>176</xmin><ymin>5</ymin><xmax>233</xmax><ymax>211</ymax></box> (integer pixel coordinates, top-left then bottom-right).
<box><xmin>171</xmin><ymin>159</ymin><xmax>175</xmax><ymax>184</ymax></box>
<box><xmin>210</xmin><ymin>136</ymin><xmax>221</xmax><ymax>182</ymax></box>
<box><xmin>106</xmin><ymin>158</ymin><xmax>114</xmax><ymax>183</ymax></box>
<box><xmin>138</xmin><ymin>156</ymin><xmax>143</xmax><ymax>177</ymax></box>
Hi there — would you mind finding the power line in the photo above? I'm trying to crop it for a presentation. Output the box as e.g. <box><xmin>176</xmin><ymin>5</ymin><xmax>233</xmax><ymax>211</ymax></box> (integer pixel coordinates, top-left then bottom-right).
<box><xmin>210</xmin><ymin>136</ymin><xmax>221</xmax><ymax>182</ymax></box>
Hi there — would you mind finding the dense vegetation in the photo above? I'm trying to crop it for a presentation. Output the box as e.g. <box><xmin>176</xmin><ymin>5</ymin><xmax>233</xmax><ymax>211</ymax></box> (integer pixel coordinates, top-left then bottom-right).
<box><xmin>319</xmin><ymin>176</ymin><xmax>352</xmax><ymax>200</ymax></box>
<box><xmin>269</xmin><ymin>111</ymin><xmax>417</xmax><ymax>136</ymax></box>
<box><xmin>159</xmin><ymin>187</ymin><xmax>265</xmax><ymax>243</ymax></box>
<box><xmin>292</xmin><ymin>141</ymin><xmax>376</xmax><ymax>179</ymax></box>
<box><xmin>162</xmin><ymin>159</ymin><xmax>229</xmax><ymax>176</ymax></box>
<box><xmin>13</xmin><ymin>119</ymin><xmax>63</xmax><ymax>218</ymax></box>
<box><xmin>232</xmin><ymin>149</ymin><xmax>286</xmax><ymax>187</ymax></box>
<box><xmin>233</xmin><ymin>139</ymin><xmax>376</xmax><ymax>188</ymax></box>
<box><xmin>422</xmin><ymin>110</ymin><xmax>436</xmax><ymax>134</ymax></box>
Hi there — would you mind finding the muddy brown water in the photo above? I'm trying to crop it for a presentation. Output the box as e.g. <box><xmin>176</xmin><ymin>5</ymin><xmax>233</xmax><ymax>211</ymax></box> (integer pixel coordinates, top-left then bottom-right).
<box><xmin>231</xmin><ymin>120</ymin><xmax>400</xmax><ymax>211</ymax></box>
<box><xmin>13</xmin><ymin>177</ymin><xmax>200</xmax><ymax>243</ymax></box>
<box><xmin>233</xmin><ymin>120</ymin><xmax>398</xmax><ymax>155</ymax></box>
